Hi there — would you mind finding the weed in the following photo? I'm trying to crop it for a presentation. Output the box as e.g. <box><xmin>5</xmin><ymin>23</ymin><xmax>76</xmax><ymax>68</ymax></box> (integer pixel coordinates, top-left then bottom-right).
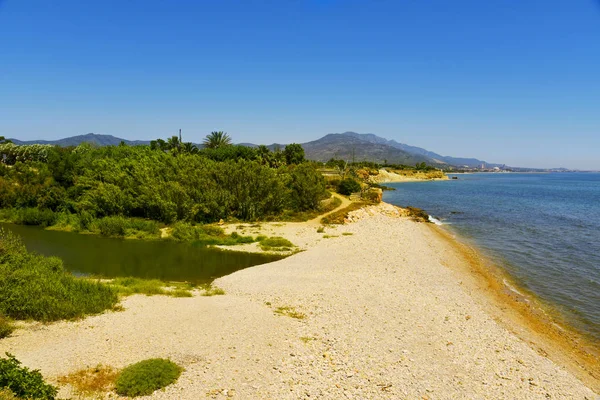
<box><xmin>200</xmin><ymin>284</ymin><xmax>225</xmax><ymax>296</ymax></box>
<box><xmin>0</xmin><ymin>353</ymin><xmax>58</xmax><ymax>400</ymax></box>
<box><xmin>108</xmin><ymin>278</ymin><xmax>193</xmax><ymax>297</ymax></box>
<box><xmin>115</xmin><ymin>358</ymin><xmax>182</xmax><ymax>397</ymax></box>
<box><xmin>274</xmin><ymin>306</ymin><xmax>306</xmax><ymax>320</ymax></box>
<box><xmin>342</xmin><ymin>232</ymin><xmax>353</xmax><ymax>236</ymax></box>
<box><xmin>0</xmin><ymin>229</ymin><xmax>118</xmax><ymax>322</ymax></box>
<box><xmin>300</xmin><ymin>336</ymin><xmax>315</xmax><ymax>344</ymax></box>
<box><xmin>170</xmin><ymin>289</ymin><xmax>193</xmax><ymax>298</ymax></box>
<box><xmin>0</xmin><ymin>388</ymin><xmax>18</xmax><ymax>400</ymax></box>
<box><xmin>259</xmin><ymin>236</ymin><xmax>294</xmax><ymax>251</ymax></box>
<box><xmin>316</xmin><ymin>226</ymin><xmax>325</xmax><ymax>233</ymax></box>
<box><xmin>322</xmin><ymin>235</ymin><xmax>338</xmax><ymax>238</ymax></box>
<box><xmin>57</xmin><ymin>365</ymin><xmax>118</xmax><ymax>395</ymax></box>
<box><xmin>0</xmin><ymin>315</ymin><xmax>14</xmax><ymax>339</ymax></box>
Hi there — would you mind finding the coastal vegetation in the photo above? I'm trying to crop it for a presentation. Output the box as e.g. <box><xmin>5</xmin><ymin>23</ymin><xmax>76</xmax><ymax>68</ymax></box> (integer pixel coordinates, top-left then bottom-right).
<box><xmin>0</xmin><ymin>137</ymin><xmax>329</xmax><ymax>240</ymax></box>
<box><xmin>115</xmin><ymin>358</ymin><xmax>182</xmax><ymax>397</ymax></box>
<box><xmin>0</xmin><ymin>228</ymin><xmax>118</xmax><ymax>322</ymax></box>
<box><xmin>0</xmin><ymin>354</ymin><xmax>58</xmax><ymax>400</ymax></box>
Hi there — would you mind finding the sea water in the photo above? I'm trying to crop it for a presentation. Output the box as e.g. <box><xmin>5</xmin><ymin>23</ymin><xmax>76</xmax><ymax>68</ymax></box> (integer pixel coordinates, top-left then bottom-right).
<box><xmin>384</xmin><ymin>173</ymin><xmax>600</xmax><ymax>342</ymax></box>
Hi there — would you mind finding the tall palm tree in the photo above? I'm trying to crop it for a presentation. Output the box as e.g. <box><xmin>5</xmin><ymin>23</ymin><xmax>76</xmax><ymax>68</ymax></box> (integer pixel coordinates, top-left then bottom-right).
<box><xmin>203</xmin><ymin>131</ymin><xmax>232</xmax><ymax>149</ymax></box>
<box><xmin>182</xmin><ymin>142</ymin><xmax>199</xmax><ymax>154</ymax></box>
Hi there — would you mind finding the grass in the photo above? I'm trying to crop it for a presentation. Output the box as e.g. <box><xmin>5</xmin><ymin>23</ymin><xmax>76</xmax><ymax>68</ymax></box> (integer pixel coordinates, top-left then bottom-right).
<box><xmin>57</xmin><ymin>365</ymin><xmax>118</xmax><ymax>395</ymax></box>
<box><xmin>300</xmin><ymin>336</ymin><xmax>315</xmax><ymax>344</ymax></box>
<box><xmin>258</xmin><ymin>236</ymin><xmax>294</xmax><ymax>251</ymax></box>
<box><xmin>322</xmin><ymin>235</ymin><xmax>338</xmax><ymax>238</ymax></box>
<box><xmin>170</xmin><ymin>222</ymin><xmax>255</xmax><ymax>245</ymax></box>
<box><xmin>274</xmin><ymin>306</ymin><xmax>306</xmax><ymax>320</ymax></box>
<box><xmin>0</xmin><ymin>228</ymin><xmax>119</xmax><ymax>322</ymax></box>
<box><xmin>115</xmin><ymin>358</ymin><xmax>182</xmax><ymax>397</ymax></box>
<box><xmin>0</xmin><ymin>353</ymin><xmax>58</xmax><ymax>400</ymax></box>
<box><xmin>0</xmin><ymin>316</ymin><xmax>14</xmax><ymax>339</ymax></box>
<box><xmin>316</xmin><ymin>226</ymin><xmax>325</xmax><ymax>233</ymax></box>
<box><xmin>342</xmin><ymin>232</ymin><xmax>353</xmax><ymax>236</ymax></box>
<box><xmin>200</xmin><ymin>283</ymin><xmax>225</xmax><ymax>296</ymax></box>
<box><xmin>107</xmin><ymin>277</ymin><xmax>194</xmax><ymax>297</ymax></box>
<box><xmin>269</xmin><ymin>196</ymin><xmax>342</xmax><ymax>222</ymax></box>
<box><xmin>320</xmin><ymin>202</ymin><xmax>369</xmax><ymax>225</ymax></box>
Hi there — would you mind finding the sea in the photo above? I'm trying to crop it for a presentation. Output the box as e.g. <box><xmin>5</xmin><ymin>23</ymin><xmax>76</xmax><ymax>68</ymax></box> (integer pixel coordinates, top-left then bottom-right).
<box><xmin>383</xmin><ymin>172</ymin><xmax>600</xmax><ymax>343</ymax></box>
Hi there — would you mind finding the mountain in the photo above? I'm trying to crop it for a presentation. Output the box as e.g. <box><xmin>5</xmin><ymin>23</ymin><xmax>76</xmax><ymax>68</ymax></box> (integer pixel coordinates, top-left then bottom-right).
<box><xmin>7</xmin><ymin>131</ymin><xmax>500</xmax><ymax>168</ymax></box>
<box><xmin>338</xmin><ymin>132</ymin><xmax>499</xmax><ymax>168</ymax></box>
<box><xmin>9</xmin><ymin>133</ymin><xmax>151</xmax><ymax>147</ymax></box>
<box><xmin>300</xmin><ymin>134</ymin><xmax>438</xmax><ymax>166</ymax></box>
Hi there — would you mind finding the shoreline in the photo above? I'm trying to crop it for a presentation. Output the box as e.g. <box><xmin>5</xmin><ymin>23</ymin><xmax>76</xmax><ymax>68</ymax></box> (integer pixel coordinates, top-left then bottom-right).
<box><xmin>0</xmin><ymin>203</ymin><xmax>597</xmax><ymax>398</ymax></box>
<box><xmin>427</xmin><ymin>223</ymin><xmax>600</xmax><ymax>393</ymax></box>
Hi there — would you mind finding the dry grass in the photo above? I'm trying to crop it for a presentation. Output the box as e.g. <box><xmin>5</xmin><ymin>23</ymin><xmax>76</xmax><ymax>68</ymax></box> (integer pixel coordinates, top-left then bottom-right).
<box><xmin>320</xmin><ymin>202</ymin><xmax>369</xmax><ymax>225</ymax></box>
<box><xmin>57</xmin><ymin>365</ymin><xmax>119</xmax><ymax>395</ymax></box>
<box><xmin>274</xmin><ymin>306</ymin><xmax>306</xmax><ymax>320</ymax></box>
<box><xmin>200</xmin><ymin>284</ymin><xmax>226</xmax><ymax>296</ymax></box>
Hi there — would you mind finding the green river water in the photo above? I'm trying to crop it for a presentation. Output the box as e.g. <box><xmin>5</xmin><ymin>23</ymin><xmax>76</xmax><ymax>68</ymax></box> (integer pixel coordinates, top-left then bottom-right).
<box><xmin>0</xmin><ymin>223</ymin><xmax>283</xmax><ymax>283</ymax></box>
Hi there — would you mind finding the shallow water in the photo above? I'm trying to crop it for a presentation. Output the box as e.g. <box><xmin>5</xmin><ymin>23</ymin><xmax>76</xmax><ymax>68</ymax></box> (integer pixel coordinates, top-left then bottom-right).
<box><xmin>384</xmin><ymin>172</ymin><xmax>600</xmax><ymax>342</ymax></box>
<box><xmin>0</xmin><ymin>223</ymin><xmax>283</xmax><ymax>284</ymax></box>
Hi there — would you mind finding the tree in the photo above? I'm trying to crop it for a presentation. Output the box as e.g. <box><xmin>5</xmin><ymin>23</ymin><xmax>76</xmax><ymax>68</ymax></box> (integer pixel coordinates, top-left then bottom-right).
<box><xmin>283</xmin><ymin>143</ymin><xmax>305</xmax><ymax>165</ymax></box>
<box><xmin>181</xmin><ymin>142</ymin><xmax>199</xmax><ymax>155</ymax></box>
<box><xmin>203</xmin><ymin>131</ymin><xmax>232</xmax><ymax>149</ymax></box>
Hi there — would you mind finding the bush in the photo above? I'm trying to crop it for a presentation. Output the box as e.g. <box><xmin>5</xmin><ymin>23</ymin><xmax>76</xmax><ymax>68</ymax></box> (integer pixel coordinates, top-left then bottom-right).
<box><xmin>259</xmin><ymin>236</ymin><xmax>294</xmax><ymax>251</ymax></box>
<box><xmin>115</xmin><ymin>358</ymin><xmax>182</xmax><ymax>397</ymax></box>
<box><xmin>0</xmin><ymin>353</ymin><xmax>58</xmax><ymax>400</ymax></box>
<box><xmin>0</xmin><ymin>229</ymin><xmax>119</xmax><ymax>321</ymax></box>
<box><xmin>16</xmin><ymin>208</ymin><xmax>56</xmax><ymax>227</ymax></box>
<box><xmin>0</xmin><ymin>315</ymin><xmax>14</xmax><ymax>339</ymax></box>
<box><xmin>93</xmin><ymin>216</ymin><xmax>128</xmax><ymax>237</ymax></box>
<box><xmin>337</xmin><ymin>178</ymin><xmax>361</xmax><ymax>195</ymax></box>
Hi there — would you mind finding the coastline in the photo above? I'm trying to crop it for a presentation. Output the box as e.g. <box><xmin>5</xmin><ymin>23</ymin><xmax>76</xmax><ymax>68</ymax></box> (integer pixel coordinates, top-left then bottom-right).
<box><xmin>0</xmin><ymin>203</ymin><xmax>597</xmax><ymax>398</ymax></box>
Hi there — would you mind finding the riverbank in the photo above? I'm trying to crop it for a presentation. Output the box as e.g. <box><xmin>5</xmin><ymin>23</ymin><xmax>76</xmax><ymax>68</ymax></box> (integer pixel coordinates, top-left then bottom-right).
<box><xmin>0</xmin><ymin>204</ymin><xmax>597</xmax><ymax>398</ymax></box>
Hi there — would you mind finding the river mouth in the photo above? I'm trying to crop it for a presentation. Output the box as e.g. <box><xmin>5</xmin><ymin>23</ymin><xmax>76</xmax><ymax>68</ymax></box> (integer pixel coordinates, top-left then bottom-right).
<box><xmin>0</xmin><ymin>223</ymin><xmax>284</xmax><ymax>284</ymax></box>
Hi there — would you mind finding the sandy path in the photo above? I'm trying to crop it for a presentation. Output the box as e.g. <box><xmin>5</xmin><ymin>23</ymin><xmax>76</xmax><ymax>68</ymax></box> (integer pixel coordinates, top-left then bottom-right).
<box><xmin>0</xmin><ymin>207</ymin><xmax>597</xmax><ymax>399</ymax></box>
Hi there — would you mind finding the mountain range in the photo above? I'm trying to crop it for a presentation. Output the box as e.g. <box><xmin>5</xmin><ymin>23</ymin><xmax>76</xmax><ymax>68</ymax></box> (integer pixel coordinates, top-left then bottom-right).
<box><xmin>8</xmin><ymin>131</ymin><xmax>498</xmax><ymax>168</ymax></box>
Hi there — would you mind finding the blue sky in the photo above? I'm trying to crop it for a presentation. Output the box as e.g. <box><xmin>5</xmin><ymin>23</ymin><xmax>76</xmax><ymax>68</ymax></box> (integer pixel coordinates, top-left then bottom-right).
<box><xmin>1</xmin><ymin>0</ymin><xmax>599</xmax><ymax>169</ymax></box>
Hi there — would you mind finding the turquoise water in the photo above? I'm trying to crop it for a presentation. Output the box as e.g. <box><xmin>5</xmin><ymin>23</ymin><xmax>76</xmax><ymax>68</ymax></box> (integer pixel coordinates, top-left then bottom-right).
<box><xmin>384</xmin><ymin>173</ymin><xmax>600</xmax><ymax>342</ymax></box>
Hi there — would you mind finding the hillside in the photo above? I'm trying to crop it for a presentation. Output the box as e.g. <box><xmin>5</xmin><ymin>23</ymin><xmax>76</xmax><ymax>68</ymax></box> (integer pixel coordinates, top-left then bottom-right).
<box><xmin>9</xmin><ymin>133</ymin><xmax>151</xmax><ymax>147</ymax></box>
<box><xmin>338</xmin><ymin>132</ymin><xmax>500</xmax><ymax>168</ymax></box>
<box><xmin>300</xmin><ymin>134</ymin><xmax>439</xmax><ymax>166</ymax></box>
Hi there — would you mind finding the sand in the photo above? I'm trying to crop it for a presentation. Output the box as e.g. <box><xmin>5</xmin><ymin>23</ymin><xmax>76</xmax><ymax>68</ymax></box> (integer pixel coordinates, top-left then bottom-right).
<box><xmin>0</xmin><ymin>203</ymin><xmax>598</xmax><ymax>399</ymax></box>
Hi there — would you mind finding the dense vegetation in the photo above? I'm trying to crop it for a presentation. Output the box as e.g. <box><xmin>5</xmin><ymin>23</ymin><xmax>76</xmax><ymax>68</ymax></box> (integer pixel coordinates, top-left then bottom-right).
<box><xmin>0</xmin><ymin>139</ymin><xmax>327</xmax><ymax>233</ymax></box>
<box><xmin>0</xmin><ymin>228</ymin><xmax>118</xmax><ymax>321</ymax></box>
<box><xmin>0</xmin><ymin>354</ymin><xmax>57</xmax><ymax>400</ymax></box>
<box><xmin>115</xmin><ymin>358</ymin><xmax>182</xmax><ymax>397</ymax></box>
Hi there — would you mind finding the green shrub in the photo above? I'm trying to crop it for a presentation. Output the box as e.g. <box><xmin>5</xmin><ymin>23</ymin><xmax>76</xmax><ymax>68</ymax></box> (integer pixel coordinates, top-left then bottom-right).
<box><xmin>0</xmin><ymin>229</ymin><xmax>119</xmax><ymax>321</ymax></box>
<box><xmin>337</xmin><ymin>179</ymin><xmax>361</xmax><ymax>195</ymax></box>
<box><xmin>16</xmin><ymin>208</ymin><xmax>56</xmax><ymax>227</ymax></box>
<box><xmin>115</xmin><ymin>358</ymin><xmax>182</xmax><ymax>397</ymax></box>
<box><xmin>0</xmin><ymin>353</ymin><xmax>58</xmax><ymax>399</ymax></box>
<box><xmin>94</xmin><ymin>216</ymin><xmax>128</xmax><ymax>237</ymax></box>
<box><xmin>0</xmin><ymin>315</ymin><xmax>14</xmax><ymax>339</ymax></box>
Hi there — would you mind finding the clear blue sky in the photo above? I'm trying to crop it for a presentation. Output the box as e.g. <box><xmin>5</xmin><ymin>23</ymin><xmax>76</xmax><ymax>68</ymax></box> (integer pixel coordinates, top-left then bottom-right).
<box><xmin>1</xmin><ymin>0</ymin><xmax>599</xmax><ymax>169</ymax></box>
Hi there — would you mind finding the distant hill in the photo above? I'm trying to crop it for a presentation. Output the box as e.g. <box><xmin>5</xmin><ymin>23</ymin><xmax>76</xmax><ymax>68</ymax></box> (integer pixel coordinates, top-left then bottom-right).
<box><xmin>8</xmin><ymin>131</ymin><xmax>501</xmax><ymax>168</ymax></box>
<box><xmin>9</xmin><ymin>133</ymin><xmax>151</xmax><ymax>147</ymax></box>
<box><xmin>337</xmin><ymin>132</ymin><xmax>500</xmax><ymax>168</ymax></box>
<box><xmin>300</xmin><ymin>134</ymin><xmax>438</xmax><ymax>166</ymax></box>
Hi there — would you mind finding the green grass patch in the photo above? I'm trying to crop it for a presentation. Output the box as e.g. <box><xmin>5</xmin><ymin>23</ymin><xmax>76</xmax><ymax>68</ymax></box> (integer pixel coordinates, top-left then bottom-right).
<box><xmin>115</xmin><ymin>358</ymin><xmax>182</xmax><ymax>397</ymax></box>
<box><xmin>274</xmin><ymin>306</ymin><xmax>306</xmax><ymax>320</ymax></box>
<box><xmin>0</xmin><ymin>353</ymin><xmax>58</xmax><ymax>400</ymax></box>
<box><xmin>170</xmin><ymin>222</ymin><xmax>255</xmax><ymax>245</ymax></box>
<box><xmin>258</xmin><ymin>236</ymin><xmax>294</xmax><ymax>251</ymax></box>
<box><xmin>0</xmin><ymin>315</ymin><xmax>14</xmax><ymax>339</ymax></box>
<box><xmin>200</xmin><ymin>284</ymin><xmax>225</xmax><ymax>296</ymax></box>
<box><xmin>320</xmin><ymin>202</ymin><xmax>368</xmax><ymax>225</ymax></box>
<box><xmin>108</xmin><ymin>278</ymin><xmax>194</xmax><ymax>297</ymax></box>
<box><xmin>0</xmin><ymin>228</ymin><xmax>119</xmax><ymax>322</ymax></box>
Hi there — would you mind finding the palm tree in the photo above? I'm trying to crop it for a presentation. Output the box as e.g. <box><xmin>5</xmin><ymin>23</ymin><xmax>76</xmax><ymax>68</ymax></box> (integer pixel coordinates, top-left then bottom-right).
<box><xmin>182</xmin><ymin>142</ymin><xmax>199</xmax><ymax>155</ymax></box>
<box><xmin>203</xmin><ymin>131</ymin><xmax>232</xmax><ymax>149</ymax></box>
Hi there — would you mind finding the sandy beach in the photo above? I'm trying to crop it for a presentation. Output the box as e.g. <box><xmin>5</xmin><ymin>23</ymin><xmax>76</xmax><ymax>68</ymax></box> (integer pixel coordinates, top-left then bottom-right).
<box><xmin>0</xmin><ymin>204</ymin><xmax>598</xmax><ymax>399</ymax></box>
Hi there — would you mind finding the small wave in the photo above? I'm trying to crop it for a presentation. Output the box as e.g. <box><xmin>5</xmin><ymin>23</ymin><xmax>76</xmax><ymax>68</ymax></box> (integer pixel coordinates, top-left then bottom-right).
<box><xmin>428</xmin><ymin>215</ymin><xmax>443</xmax><ymax>225</ymax></box>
